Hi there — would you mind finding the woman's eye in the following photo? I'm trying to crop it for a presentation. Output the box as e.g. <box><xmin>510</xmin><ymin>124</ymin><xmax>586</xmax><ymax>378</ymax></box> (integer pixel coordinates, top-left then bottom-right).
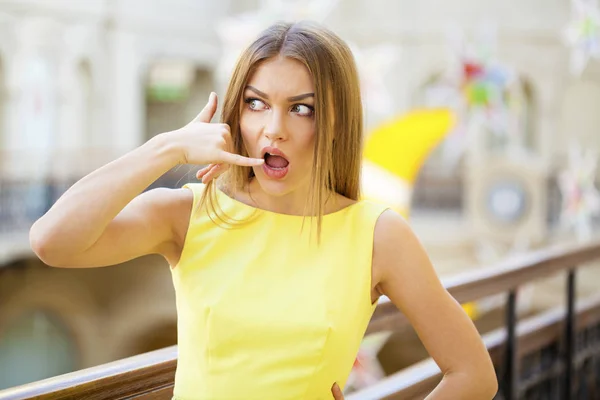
<box><xmin>245</xmin><ymin>98</ymin><xmax>267</xmax><ymax>111</ymax></box>
<box><xmin>291</xmin><ymin>104</ymin><xmax>314</xmax><ymax>116</ymax></box>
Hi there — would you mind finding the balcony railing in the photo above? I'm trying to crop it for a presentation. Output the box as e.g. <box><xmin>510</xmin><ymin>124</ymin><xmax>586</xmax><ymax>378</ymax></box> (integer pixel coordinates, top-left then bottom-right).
<box><xmin>0</xmin><ymin>238</ymin><xmax>599</xmax><ymax>399</ymax></box>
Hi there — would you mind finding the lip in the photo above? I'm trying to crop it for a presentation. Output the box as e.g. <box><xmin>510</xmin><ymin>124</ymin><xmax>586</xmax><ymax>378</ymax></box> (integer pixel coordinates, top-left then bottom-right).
<box><xmin>260</xmin><ymin>146</ymin><xmax>290</xmax><ymax>180</ymax></box>
<box><xmin>260</xmin><ymin>146</ymin><xmax>289</xmax><ymax>161</ymax></box>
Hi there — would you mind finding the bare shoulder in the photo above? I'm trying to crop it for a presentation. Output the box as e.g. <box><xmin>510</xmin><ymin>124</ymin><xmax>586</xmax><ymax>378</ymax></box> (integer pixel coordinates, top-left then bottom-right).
<box><xmin>141</xmin><ymin>186</ymin><xmax>193</xmax><ymax>221</ymax></box>
<box><xmin>373</xmin><ymin>209</ymin><xmax>412</xmax><ymax>242</ymax></box>
<box><xmin>372</xmin><ymin>209</ymin><xmax>417</xmax><ymax>288</ymax></box>
<box><xmin>163</xmin><ymin>186</ymin><xmax>194</xmax><ymax>209</ymax></box>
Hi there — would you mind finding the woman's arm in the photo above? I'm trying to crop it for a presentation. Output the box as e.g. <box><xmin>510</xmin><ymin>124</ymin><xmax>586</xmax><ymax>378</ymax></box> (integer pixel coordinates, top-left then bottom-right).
<box><xmin>29</xmin><ymin>134</ymin><xmax>185</xmax><ymax>268</ymax></box>
<box><xmin>29</xmin><ymin>92</ymin><xmax>263</xmax><ymax>268</ymax></box>
<box><xmin>373</xmin><ymin>210</ymin><xmax>498</xmax><ymax>399</ymax></box>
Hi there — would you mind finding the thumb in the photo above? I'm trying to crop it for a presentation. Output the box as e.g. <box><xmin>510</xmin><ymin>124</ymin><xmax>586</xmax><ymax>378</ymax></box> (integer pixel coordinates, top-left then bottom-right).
<box><xmin>194</xmin><ymin>92</ymin><xmax>218</xmax><ymax>123</ymax></box>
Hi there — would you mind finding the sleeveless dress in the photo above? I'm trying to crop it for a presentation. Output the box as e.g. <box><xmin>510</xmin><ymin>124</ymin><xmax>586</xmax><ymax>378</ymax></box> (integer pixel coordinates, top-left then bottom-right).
<box><xmin>170</xmin><ymin>183</ymin><xmax>388</xmax><ymax>400</ymax></box>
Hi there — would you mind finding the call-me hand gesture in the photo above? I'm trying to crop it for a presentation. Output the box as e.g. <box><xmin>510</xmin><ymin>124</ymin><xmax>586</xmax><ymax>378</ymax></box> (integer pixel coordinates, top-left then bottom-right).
<box><xmin>168</xmin><ymin>92</ymin><xmax>263</xmax><ymax>179</ymax></box>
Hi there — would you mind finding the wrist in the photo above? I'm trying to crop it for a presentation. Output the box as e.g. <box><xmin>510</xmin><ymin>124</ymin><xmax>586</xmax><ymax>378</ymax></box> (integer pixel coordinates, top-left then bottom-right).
<box><xmin>145</xmin><ymin>130</ymin><xmax>185</xmax><ymax>167</ymax></box>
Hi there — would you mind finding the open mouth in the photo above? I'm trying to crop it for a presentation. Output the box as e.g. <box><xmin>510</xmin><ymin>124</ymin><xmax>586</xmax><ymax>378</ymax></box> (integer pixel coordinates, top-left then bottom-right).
<box><xmin>261</xmin><ymin>147</ymin><xmax>290</xmax><ymax>179</ymax></box>
<box><xmin>264</xmin><ymin>152</ymin><xmax>289</xmax><ymax>169</ymax></box>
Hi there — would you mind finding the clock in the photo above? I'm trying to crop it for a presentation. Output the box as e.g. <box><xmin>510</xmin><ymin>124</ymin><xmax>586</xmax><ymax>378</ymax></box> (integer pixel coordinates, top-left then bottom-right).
<box><xmin>466</xmin><ymin>157</ymin><xmax>548</xmax><ymax>244</ymax></box>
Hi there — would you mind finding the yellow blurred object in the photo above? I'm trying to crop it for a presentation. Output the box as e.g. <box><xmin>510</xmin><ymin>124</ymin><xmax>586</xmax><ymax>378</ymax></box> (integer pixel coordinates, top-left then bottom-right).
<box><xmin>461</xmin><ymin>302</ymin><xmax>479</xmax><ymax>320</ymax></box>
<box><xmin>360</xmin><ymin>108</ymin><xmax>483</xmax><ymax>323</ymax></box>
<box><xmin>364</xmin><ymin>108</ymin><xmax>455</xmax><ymax>182</ymax></box>
<box><xmin>361</xmin><ymin>109</ymin><xmax>456</xmax><ymax>218</ymax></box>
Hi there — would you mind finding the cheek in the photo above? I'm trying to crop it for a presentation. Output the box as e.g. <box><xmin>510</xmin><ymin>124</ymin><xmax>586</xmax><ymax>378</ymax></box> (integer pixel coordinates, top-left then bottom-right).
<box><xmin>295</xmin><ymin>125</ymin><xmax>316</xmax><ymax>163</ymax></box>
<box><xmin>299</xmin><ymin>123</ymin><xmax>316</xmax><ymax>148</ymax></box>
<box><xmin>239</xmin><ymin>115</ymin><xmax>261</xmax><ymax>145</ymax></box>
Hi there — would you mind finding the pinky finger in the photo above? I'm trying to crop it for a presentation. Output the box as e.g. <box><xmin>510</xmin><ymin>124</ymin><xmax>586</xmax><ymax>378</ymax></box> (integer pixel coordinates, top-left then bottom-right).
<box><xmin>196</xmin><ymin>164</ymin><xmax>213</xmax><ymax>180</ymax></box>
<box><xmin>201</xmin><ymin>164</ymin><xmax>222</xmax><ymax>184</ymax></box>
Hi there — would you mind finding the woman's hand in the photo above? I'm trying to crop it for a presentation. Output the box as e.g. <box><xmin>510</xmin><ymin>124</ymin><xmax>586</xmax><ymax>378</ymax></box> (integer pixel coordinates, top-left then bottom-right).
<box><xmin>195</xmin><ymin>162</ymin><xmax>225</xmax><ymax>184</ymax></box>
<box><xmin>168</xmin><ymin>92</ymin><xmax>263</xmax><ymax>182</ymax></box>
<box><xmin>331</xmin><ymin>383</ymin><xmax>345</xmax><ymax>400</ymax></box>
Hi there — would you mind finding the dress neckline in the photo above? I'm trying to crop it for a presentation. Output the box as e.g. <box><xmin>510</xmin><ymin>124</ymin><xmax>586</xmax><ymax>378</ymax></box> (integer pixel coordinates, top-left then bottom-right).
<box><xmin>215</xmin><ymin>187</ymin><xmax>362</xmax><ymax>219</ymax></box>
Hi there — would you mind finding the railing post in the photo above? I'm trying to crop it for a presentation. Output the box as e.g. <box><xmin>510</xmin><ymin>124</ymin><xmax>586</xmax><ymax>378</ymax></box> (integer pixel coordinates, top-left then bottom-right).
<box><xmin>563</xmin><ymin>268</ymin><xmax>576</xmax><ymax>400</ymax></box>
<box><xmin>503</xmin><ymin>289</ymin><xmax>518</xmax><ymax>400</ymax></box>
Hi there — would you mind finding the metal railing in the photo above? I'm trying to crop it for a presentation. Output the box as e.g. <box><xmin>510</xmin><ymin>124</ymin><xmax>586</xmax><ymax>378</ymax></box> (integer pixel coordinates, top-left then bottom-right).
<box><xmin>353</xmin><ymin>239</ymin><xmax>600</xmax><ymax>399</ymax></box>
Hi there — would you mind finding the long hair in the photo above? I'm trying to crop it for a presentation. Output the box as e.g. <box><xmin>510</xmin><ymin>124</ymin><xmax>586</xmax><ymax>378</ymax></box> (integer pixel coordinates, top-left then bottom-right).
<box><xmin>198</xmin><ymin>21</ymin><xmax>363</xmax><ymax>238</ymax></box>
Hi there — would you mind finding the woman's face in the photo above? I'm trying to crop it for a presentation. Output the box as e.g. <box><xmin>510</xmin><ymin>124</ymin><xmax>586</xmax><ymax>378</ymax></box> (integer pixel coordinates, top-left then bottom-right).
<box><xmin>239</xmin><ymin>56</ymin><xmax>316</xmax><ymax>197</ymax></box>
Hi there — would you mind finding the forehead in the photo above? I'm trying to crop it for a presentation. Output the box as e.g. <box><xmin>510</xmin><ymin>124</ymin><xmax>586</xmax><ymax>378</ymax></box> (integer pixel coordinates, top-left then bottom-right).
<box><xmin>246</xmin><ymin>56</ymin><xmax>314</xmax><ymax>96</ymax></box>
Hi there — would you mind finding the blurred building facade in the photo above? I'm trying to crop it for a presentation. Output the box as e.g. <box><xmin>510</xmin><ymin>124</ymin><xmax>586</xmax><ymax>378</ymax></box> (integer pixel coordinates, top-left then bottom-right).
<box><xmin>0</xmin><ymin>0</ymin><xmax>599</xmax><ymax>390</ymax></box>
<box><xmin>0</xmin><ymin>0</ymin><xmax>232</xmax><ymax>388</ymax></box>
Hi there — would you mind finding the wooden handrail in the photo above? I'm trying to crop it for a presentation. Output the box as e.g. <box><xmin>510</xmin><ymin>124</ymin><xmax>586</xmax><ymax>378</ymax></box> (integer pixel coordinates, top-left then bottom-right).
<box><xmin>1</xmin><ymin>238</ymin><xmax>599</xmax><ymax>399</ymax></box>
<box><xmin>0</xmin><ymin>347</ymin><xmax>178</xmax><ymax>400</ymax></box>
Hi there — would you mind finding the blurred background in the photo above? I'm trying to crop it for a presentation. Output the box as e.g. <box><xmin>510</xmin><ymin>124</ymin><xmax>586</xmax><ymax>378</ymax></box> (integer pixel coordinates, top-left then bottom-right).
<box><xmin>0</xmin><ymin>0</ymin><xmax>599</xmax><ymax>394</ymax></box>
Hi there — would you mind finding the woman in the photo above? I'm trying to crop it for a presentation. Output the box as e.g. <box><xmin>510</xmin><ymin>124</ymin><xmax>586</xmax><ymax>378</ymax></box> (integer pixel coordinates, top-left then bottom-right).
<box><xmin>30</xmin><ymin>21</ymin><xmax>498</xmax><ymax>399</ymax></box>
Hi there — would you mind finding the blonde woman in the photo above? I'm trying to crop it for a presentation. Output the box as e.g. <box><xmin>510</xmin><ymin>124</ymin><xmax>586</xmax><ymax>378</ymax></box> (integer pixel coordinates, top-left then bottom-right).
<box><xmin>30</xmin><ymin>21</ymin><xmax>498</xmax><ymax>400</ymax></box>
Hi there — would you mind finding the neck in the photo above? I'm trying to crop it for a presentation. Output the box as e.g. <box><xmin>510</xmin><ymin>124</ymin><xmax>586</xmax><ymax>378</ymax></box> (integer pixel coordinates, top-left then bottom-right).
<box><xmin>245</xmin><ymin>179</ymin><xmax>333</xmax><ymax>216</ymax></box>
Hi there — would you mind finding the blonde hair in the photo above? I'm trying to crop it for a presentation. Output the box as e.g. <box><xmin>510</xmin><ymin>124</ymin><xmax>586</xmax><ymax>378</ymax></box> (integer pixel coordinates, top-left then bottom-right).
<box><xmin>198</xmin><ymin>21</ymin><xmax>363</xmax><ymax>238</ymax></box>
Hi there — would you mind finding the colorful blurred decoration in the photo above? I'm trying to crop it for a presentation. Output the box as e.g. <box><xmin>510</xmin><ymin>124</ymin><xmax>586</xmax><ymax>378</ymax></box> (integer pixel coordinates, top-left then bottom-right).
<box><xmin>361</xmin><ymin>109</ymin><xmax>456</xmax><ymax>217</ymax></box>
<box><xmin>564</xmin><ymin>0</ymin><xmax>600</xmax><ymax>76</ymax></box>
<box><xmin>423</xmin><ymin>24</ymin><xmax>529</xmax><ymax>164</ymax></box>
<box><xmin>440</xmin><ymin>24</ymin><xmax>517</xmax><ymax>129</ymax></box>
<box><xmin>558</xmin><ymin>144</ymin><xmax>600</xmax><ymax>241</ymax></box>
<box><xmin>461</xmin><ymin>62</ymin><xmax>514</xmax><ymax>123</ymax></box>
<box><xmin>344</xmin><ymin>331</ymin><xmax>392</xmax><ymax>393</ymax></box>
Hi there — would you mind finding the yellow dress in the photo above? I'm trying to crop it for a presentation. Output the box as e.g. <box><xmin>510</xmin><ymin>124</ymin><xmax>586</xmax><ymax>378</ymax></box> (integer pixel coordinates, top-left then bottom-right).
<box><xmin>171</xmin><ymin>183</ymin><xmax>388</xmax><ymax>400</ymax></box>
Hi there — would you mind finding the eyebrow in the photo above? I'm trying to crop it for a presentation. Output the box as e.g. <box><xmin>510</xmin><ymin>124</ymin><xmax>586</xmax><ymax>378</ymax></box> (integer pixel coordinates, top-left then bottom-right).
<box><xmin>245</xmin><ymin>85</ymin><xmax>314</xmax><ymax>102</ymax></box>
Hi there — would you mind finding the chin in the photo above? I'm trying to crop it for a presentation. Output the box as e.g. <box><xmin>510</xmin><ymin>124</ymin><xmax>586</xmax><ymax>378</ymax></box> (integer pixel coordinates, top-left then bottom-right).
<box><xmin>252</xmin><ymin>168</ymin><xmax>301</xmax><ymax>197</ymax></box>
<box><xmin>253</xmin><ymin>175</ymin><xmax>293</xmax><ymax>196</ymax></box>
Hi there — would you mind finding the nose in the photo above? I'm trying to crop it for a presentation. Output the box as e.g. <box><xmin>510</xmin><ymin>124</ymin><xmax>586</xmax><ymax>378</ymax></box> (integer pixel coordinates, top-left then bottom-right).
<box><xmin>263</xmin><ymin>110</ymin><xmax>287</xmax><ymax>141</ymax></box>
